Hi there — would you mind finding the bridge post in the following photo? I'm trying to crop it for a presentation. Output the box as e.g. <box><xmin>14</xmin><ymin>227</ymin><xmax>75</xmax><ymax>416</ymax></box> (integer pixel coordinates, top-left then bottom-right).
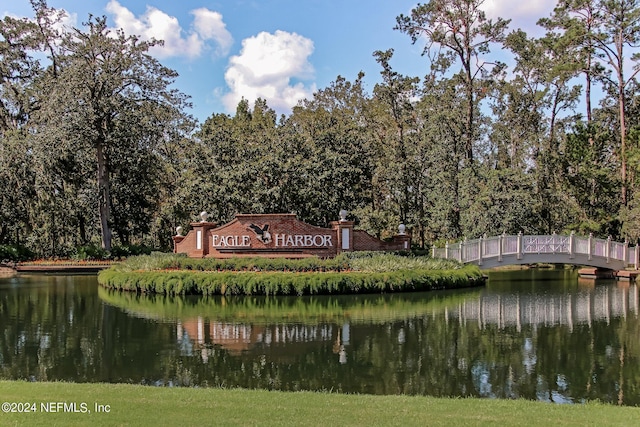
<box><xmin>445</xmin><ymin>241</ymin><xmax>449</xmax><ymax>259</ymax></box>
<box><xmin>568</xmin><ymin>231</ymin><xmax>575</xmax><ymax>259</ymax></box>
<box><xmin>588</xmin><ymin>233</ymin><xmax>593</xmax><ymax>261</ymax></box>
<box><xmin>569</xmin><ymin>231</ymin><xmax>575</xmax><ymax>259</ymax></box>
<box><xmin>606</xmin><ymin>236</ymin><xmax>611</xmax><ymax>264</ymax></box>
<box><xmin>517</xmin><ymin>231</ymin><xmax>523</xmax><ymax>260</ymax></box>
<box><xmin>478</xmin><ymin>235</ymin><xmax>483</xmax><ymax>266</ymax></box>
<box><xmin>431</xmin><ymin>244</ymin><xmax>436</xmax><ymax>258</ymax></box>
<box><xmin>498</xmin><ymin>233</ymin><xmax>504</xmax><ymax>262</ymax></box>
<box><xmin>459</xmin><ymin>239</ymin><xmax>465</xmax><ymax>263</ymax></box>
<box><xmin>635</xmin><ymin>245</ymin><xmax>639</xmax><ymax>270</ymax></box>
<box><xmin>623</xmin><ymin>240</ymin><xmax>628</xmax><ymax>267</ymax></box>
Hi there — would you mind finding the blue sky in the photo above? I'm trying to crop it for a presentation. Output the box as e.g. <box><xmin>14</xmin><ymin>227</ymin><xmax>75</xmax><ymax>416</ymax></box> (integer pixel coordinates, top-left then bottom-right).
<box><xmin>4</xmin><ymin>0</ymin><xmax>556</xmax><ymax>122</ymax></box>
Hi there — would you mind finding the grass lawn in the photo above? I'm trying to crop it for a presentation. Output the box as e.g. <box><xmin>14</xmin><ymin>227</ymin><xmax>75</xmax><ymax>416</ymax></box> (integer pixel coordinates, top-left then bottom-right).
<box><xmin>1</xmin><ymin>381</ymin><xmax>638</xmax><ymax>426</ymax></box>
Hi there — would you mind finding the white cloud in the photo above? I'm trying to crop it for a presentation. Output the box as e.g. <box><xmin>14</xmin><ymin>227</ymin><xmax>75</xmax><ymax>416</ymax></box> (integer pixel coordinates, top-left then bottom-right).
<box><xmin>483</xmin><ymin>0</ymin><xmax>556</xmax><ymax>35</ymax></box>
<box><xmin>223</xmin><ymin>30</ymin><xmax>316</xmax><ymax>114</ymax></box>
<box><xmin>191</xmin><ymin>8</ymin><xmax>233</xmax><ymax>56</ymax></box>
<box><xmin>483</xmin><ymin>0</ymin><xmax>555</xmax><ymax>20</ymax></box>
<box><xmin>105</xmin><ymin>0</ymin><xmax>232</xmax><ymax>59</ymax></box>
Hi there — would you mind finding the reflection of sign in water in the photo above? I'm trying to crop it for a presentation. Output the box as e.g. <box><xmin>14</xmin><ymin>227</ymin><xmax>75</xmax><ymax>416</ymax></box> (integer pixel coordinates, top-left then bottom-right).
<box><xmin>178</xmin><ymin>320</ymin><xmax>337</xmax><ymax>350</ymax></box>
<box><xmin>177</xmin><ymin>319</ymin><xmax>349</xmax><ymax>363</ymax></box>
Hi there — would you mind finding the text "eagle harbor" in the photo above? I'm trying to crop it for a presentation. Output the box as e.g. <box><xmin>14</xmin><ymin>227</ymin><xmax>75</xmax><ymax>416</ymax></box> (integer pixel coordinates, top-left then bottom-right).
<box><xmin>211</xmin><ymin>233</ymin><xmax>333</xmax><ymax>248</ymax></box>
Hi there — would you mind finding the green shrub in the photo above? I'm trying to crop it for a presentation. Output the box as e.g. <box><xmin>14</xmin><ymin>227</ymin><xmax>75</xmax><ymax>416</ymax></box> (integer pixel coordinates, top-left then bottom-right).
<box><xmin>110</xmin><ymin>244</ymin><xmax>154</xmax><ymax>258</ymax></box>
<box><xmin>0</xmin><ymin>244</ymin><xmax>35</xmax><ymax>262</ymax></box>
<box><xmin>112</xmin><ymin>252</ymin><xmax>460</xmax><ymax>274</ymax></box>
<box><xmin>75</xmin><ymin>244</ymin><xmax>108</xmax><ymax>260</ymax></box>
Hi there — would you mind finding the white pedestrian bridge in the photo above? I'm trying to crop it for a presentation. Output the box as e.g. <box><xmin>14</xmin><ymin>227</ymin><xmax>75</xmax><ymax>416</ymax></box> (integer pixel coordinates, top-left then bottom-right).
<box><xmin>432</xmin><ymin>233</ymin><xmax>639</xmax><ymax>271</ymax></box>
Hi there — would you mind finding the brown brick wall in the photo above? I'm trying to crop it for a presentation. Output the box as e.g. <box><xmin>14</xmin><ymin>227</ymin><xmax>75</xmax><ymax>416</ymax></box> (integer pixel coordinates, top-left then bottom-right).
<box><xmin>173</xmin><ymin>221</ymin><xmax>218</xmax><ymax>257</ymax></box>
<box><xmin>208</xmin><ymin>214</ymin><xmax>338</xmax><ymax>258</ymax></box>
<box><xmin>174</xmin><ymin>213</ymin><xmax>409</xmax><ymax>258</ymax></box>
<box><xmin>353</xmin><ymin>230</ymin><xmax>409</xmax><ymax>252</ymax></box>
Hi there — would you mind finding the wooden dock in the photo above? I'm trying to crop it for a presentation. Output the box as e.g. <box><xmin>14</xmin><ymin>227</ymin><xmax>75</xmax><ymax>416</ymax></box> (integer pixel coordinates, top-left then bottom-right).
<box><xmin>14</xmin><ymin>264</ymin><xmax>112</xmax><ymax>274</ymax></box>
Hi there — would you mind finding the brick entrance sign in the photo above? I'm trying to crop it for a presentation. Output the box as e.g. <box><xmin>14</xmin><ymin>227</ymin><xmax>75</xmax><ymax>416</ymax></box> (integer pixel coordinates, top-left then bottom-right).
<box><xmin>173</xmin><ymin>211</ymin><xmax>410</xmax><ymax>258</ymax></box>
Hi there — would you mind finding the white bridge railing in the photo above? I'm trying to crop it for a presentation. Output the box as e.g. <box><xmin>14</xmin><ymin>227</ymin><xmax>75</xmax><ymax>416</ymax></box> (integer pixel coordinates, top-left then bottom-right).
<box><xmin>432</xmin><ymin>233</ymin><xmax>639</xmax><ymax>270</ymax></box>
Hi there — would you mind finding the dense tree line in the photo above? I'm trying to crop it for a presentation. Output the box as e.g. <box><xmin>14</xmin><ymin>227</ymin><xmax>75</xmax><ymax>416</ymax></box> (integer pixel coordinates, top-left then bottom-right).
<box><xmin>1</xmin><ymin>0</ymin><xmax>640</xmax><ymax>258</ymax></box>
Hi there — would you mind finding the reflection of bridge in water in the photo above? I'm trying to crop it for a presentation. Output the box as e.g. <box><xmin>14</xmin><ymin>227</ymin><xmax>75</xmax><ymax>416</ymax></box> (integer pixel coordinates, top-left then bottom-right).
<box><xmin>432</xmin><ymin>233</ymin><xmax>640</xmax><ymax>271</ymax></box>
<box><xmin>445</xmin><ymin>284</ymin><xmax>639</xmax><ymax>330</ymax></box>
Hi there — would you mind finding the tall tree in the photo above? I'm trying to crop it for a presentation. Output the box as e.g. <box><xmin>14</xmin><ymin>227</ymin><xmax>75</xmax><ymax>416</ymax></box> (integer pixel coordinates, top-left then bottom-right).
<box><xmin>395</xmin><ymin>0</ymin><xmax>510</xmax><ymax>162</ymax></box>
<box><xmin>193</xmin><ymin>99</ymin><xmax>290</xmax><ymax>224</ymax></box>
<box><xmin>0</xmin><ymin>14</ymin><xmax>40</xmax><ymax>132</ymax></box>
<box><xmin>35</xmin><ymin>15</ymin><xmax>192</xmax><ymax>251</ymax></box>
<box><xmin>0</xmin><ymin>9</ymin><xmax>56</xmax><ymax>247</ymax></box>
<box><xmin>287</xmin><ymin>74</ymin><xmax>376</xmax><ymax>226</ymax></box>
<box><xmin>503</xmin><ymin>29</ymin><xmax>582</xmax><ymax>233</ymax></box>
<box><xmin>415</xmin><ymin>76</ymin><xmax>468</xmax><ymax>240</ymax></box>
<box><xmin>563</xmin><ymin>122</ymin><xmax>620</xmax><ymax>235</ymax></box>
<box><xmin>372</xmin><ymin>50</ymin><xmax>420</xmax><ymax>227</ymax></box>
<box><xmin>538</xmin><ymin>0</ymin><xmax>640</xmax><ymax>208</ymax></box>
<box><xmin>538</xmin><ymin>0</ymin><xmax>602</xmax><ymax>124</ymax></box>
<box><xmin>593</xmin><ymin>0</ymin><xmax>640</xmax><ymax>205</ymax></box>
<box><xmin>0</xmin><ymin>131</ymin><xmax>36</xmax><ymax>245</ymax></box>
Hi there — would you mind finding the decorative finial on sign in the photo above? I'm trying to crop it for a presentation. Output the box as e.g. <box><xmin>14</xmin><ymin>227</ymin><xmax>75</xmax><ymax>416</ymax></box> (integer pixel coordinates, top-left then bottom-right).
<box><xmin>200</xmin><ymin>211</ymin><xmax>209</xmax><ymax>222</ymax></box>
<box><xmin>175</xmin><ymin>226</ymin><xmax>183</xmax><ymax>236</ymax></box>
<box><xmin>398</xmin><ymin>224</ymin><xmax>406</xmax><ymax>235</ymax></box>
<box><xmin>339</xmin><ymin>209</ymin><xmax>348</xmax><ymax>222</ymax></box>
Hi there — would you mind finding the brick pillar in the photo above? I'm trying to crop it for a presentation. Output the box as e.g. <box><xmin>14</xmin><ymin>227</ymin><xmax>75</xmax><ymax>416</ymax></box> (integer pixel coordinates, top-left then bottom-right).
<box><xmin>330</xmin><ymin>220</ymin><xmax>354</xmax><ymax>253</ymax></box>
<box><xmin>392</xmin><ymin>223</ymin><xmax>410</xmax><ymax>251</ymax></box>
<box><xmin>173</xmin><ymin>235</ymin><xmax>185</xmax><ymax>253</ymax></box>
<box><xmin>189</xmin><ymin>221</ymin><xmax>217</xmax><ymax>257</ymax></box>
<box><xmin>393</xmin><ymin>234</ymin><xmax>411</xmax><ymax>251</ymax></box>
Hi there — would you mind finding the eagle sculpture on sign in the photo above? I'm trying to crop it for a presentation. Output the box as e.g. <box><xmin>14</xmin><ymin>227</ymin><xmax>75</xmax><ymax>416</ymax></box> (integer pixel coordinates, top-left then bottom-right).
<box><xmin>248</xmin><ymin>223</ymin><xmax>272</xmax><ymax>244</ymax></box>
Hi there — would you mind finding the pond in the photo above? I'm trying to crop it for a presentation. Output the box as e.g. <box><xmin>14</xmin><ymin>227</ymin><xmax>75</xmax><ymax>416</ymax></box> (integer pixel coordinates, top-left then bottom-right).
<box><xmin>1</xmin><ymin>268</ymin><xmax>639</xmax><ymax>405</ymax></box>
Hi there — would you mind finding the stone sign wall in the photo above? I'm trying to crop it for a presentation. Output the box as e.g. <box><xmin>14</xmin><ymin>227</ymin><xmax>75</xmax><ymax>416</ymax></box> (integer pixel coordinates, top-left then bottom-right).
<box><xmin>173</xmin><ymin>212</ymin><xmax>410</xmax><ymax>258</ymax></box>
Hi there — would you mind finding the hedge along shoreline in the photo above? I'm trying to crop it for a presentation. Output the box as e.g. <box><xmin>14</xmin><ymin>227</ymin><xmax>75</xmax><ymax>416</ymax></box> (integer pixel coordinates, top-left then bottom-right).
<box><xmin>97</xmin><ymin>264</ymin><xmax>485</xmax><ymax>296</ymax></box>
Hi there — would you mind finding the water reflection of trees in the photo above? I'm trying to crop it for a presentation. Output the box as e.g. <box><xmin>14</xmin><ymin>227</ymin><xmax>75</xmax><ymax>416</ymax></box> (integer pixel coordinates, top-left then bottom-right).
<box><xmin>137</xmin><ymin>283</ymin><xmax>640</xmax><ymax>404</ymax></box>
<box><xmin>0</xmin><ymin>275</ymin><xmax>104</xmax><ymax>382</ymax></box>
<box><xmin>2</xmin><ymin>275</ymin><xmax>640</xmax><ymax>405</ymax></box>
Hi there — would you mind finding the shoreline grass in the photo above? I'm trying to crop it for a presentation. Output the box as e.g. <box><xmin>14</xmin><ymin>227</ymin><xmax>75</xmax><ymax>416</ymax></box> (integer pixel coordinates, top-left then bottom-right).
<box><xmin>1</xmin><ymin>381</ymin><xmax>638</xmax><ymax>426</ymax></box>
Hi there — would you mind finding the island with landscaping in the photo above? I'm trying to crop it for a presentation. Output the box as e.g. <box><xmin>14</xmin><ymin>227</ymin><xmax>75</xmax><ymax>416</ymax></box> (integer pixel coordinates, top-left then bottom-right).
<box><xmin>97</xmin><ymin>252</ymin><xmax>484</xmax><ymax>296</ymax></box>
